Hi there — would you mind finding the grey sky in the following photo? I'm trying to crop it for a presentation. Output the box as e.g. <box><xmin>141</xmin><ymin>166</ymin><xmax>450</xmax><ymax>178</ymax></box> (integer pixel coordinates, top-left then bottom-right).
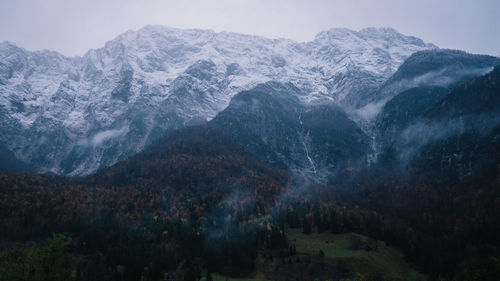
<box><xmin>0</xmin><ymin>0</ymin><xmax>498</xmax><ymax>57</ymax></box>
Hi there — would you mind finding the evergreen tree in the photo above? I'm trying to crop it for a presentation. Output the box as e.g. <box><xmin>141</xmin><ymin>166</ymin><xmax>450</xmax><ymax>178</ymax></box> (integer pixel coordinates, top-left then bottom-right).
<box><xmin>0</xmin><ymin>234</ymin><xmax>75</xmax><ymax>281</ymax></box>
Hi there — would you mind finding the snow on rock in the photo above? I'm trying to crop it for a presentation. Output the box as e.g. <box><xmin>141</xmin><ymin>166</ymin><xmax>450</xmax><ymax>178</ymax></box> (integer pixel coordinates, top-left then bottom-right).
<box><xmin>0</xmin><ymin>25</ymin><xmax>436</xmax><ymax>175</ymax></box>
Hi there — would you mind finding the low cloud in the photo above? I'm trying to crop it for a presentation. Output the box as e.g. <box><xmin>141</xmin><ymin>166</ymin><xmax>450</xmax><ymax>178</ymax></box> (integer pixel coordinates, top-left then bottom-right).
<box><xmin>387</xmin><ymin>66</ymin><xmax>494</xmax><ymax>95</ymax></box>
<box><xmin>353</xmin><ymin>66</ymin><xmax>495</xmax><ymax>123</ymax></box>
<box><xmin>79</xmin><ymin>125</ymin><xmax>130</xmax><ymax>147</ymax></box>
<box><xmin>406</xmin><ymin>66</ymin><xmax>494</xmax><ymax>88</ymax></box>
<box><xmin>395</xmin><ymin>113</ymin><xmax>500</xmax><ymax>163</ymax></box>
<box><xmin>350</xmin><ymin>98</ymin><xmax>389</xmax><ymax>121</ymax></box>
<box><xmin>90</xmin><ymin>126</ymin><xmax>129</xmax><ymax>146</ymax></box>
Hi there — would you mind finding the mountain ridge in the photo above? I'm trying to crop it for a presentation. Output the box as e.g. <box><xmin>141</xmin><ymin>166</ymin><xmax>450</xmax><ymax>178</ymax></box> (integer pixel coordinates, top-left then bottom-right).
<box><xmin>1</xmin><ymin>25</ymin><xmax>437</xmax><ymax>58</ymax></box>
<box><xmin>0</xmin><ymin>25</ymin><xmax>436</xmax><ymax>175</ymax></box>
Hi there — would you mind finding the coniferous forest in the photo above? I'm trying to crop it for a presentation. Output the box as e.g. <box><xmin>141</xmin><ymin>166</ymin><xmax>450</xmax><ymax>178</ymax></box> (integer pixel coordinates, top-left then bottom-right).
<box><xmin>0</xmin><ymin>12</ymin><xmax>499</xmax><ymax>281</ymax></box>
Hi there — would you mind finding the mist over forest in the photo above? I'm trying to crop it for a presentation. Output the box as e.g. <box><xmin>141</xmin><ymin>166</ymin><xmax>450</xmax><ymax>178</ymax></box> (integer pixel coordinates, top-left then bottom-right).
<box><xmin>0</xmin><ymin>4</ymin><xmax>499</xmax><ymax>280</ymax></box>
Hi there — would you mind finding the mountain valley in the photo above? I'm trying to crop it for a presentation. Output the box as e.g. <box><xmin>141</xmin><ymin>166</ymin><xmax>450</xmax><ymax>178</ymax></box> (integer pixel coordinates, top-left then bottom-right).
<box><xmin>1</xmin><ymin>25</ymin><xmax>499</xmax><ymax>281</ymax></box>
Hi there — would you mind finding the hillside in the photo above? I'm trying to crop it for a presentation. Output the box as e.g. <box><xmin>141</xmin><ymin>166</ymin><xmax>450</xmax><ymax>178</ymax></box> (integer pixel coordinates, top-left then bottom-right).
<box><xmin>0</xmin><ymin>26</ymin><xmax>435</xmax><ymax>175</ymax></box>
<box><xmin>211</xmin><ymin>82</ymin><xmax>371</xmax><ymax>182</ymax></box>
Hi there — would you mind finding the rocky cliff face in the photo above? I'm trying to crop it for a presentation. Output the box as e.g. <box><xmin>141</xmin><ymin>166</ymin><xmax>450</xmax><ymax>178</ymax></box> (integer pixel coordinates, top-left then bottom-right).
<box><xmin>210</xmin><ymin>82</ymin><xmax>371</xmax><ymax>183</ymax></box>
<box><xmin>0</xmin><ymin>25</ymin><xmax>436</xmax><ymax>175</ymax></box>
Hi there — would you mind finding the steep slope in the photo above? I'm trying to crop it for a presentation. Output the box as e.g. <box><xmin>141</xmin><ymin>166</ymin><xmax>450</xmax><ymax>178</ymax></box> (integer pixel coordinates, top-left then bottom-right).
<box><xmin>347</xmin><ymin>50</ymin><xmax>500</xmax><ymax>163</ymax></box>
<box><xmin>0</xmin><ymin>26</ymin><xmax>434</xmax><ymax>175</ymax></box>
<box><xmin>302</xmin><ymin>27</ymin><xmax>436</xmax><ymax>107</ymax></box>
<box><xmin>339</xmin><ymin>68</ymin><xmax>500</xmax><ymax>276</ymax></box>
<box><xmin>425</xmin><ymin>66</ymin><xmax>500</xmax><ymax>119</ymax></box>
<box><xmin>211</xmin><ymin>82</ymin><xmax>371</xmax><ymax>182</ymax></box>
<box><xmin>375</xmin><ymin>86</ymin><xmax>450</xmax><ymax>149</ymax></box>
<box><xmin>352</xmin><ymin>49</ymin><xmax>500</xmax><ymax>124</ymax></box>
<box><xmin>91</xmin><ymin>125</ymin><xmax>289</xmax><ymax>194</ymax></box>
<box><xmin>387</xmin><ymin>49</ymin><xmax>499</xmax><ymax>85</ymax></box>
<box><xmin>410</xmin><ymin>66</ymin><xmax>500</xmax><ymax>179</ymax></box>
<box><xmin>0</xmin><ymin>143</ymin><xmax>31</xmax><ymax>173</ymax></box>
<box><xmin>375</xmin><ymin>50</ymin><xmax>499</xmax><ymax>105</ymax></box>
<box><xmin>375</xmin><ymin>66</ymin><xmax>500</xmax><ymax>177</ymax></box>
<box><xmin>1</xmin><ymin>125</ymin><xmax>289</xmax><ymax>239</ymax></box>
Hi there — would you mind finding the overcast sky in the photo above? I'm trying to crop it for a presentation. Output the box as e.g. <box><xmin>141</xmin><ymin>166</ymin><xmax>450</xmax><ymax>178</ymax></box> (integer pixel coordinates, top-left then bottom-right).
<box><xmin>0</xmin><ymin>0</ymin><xmax>499</xmax><ymax>57</ymax></box>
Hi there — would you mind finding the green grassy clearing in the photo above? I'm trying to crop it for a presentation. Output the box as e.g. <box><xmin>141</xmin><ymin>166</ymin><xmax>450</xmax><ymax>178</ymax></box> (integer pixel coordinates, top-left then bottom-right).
<box><xmin>287</xmin><ymin>228</ymin><xmax>425</xmax><ymax>281</ymax></box>
<box><xmin>205</xmin><ymin>229</ymin><xmax>426</xmax><ymax>281</ymax></box>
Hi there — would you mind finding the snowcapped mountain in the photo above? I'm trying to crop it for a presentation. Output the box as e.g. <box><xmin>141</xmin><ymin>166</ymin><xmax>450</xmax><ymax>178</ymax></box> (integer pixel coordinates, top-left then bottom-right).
<box><xmin>0</xmin><ymin>25</ymin><xmax>436</xmax><ymax>175</ymax></box>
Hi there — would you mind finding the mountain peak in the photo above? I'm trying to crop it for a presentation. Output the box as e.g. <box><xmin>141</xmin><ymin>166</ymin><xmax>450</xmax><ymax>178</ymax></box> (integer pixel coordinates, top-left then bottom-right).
<box><xmin>359</xmin><ymin>26</ymin><xmax>400</xmax><ymax>35</ymax></box>
<box><xmin>313</xmin><ymin>27</ymin><xmax>436</xmax><ymax>51</ymax></box>
<box><xmin>0</xmin><ymin>41</ymin><xmax>25</xmax><ymax>53</ymax></box>
<box><xmin>360</xmin><ymin>27</ymin><xmax>437</xmax><ymax>49</ymax></box>
<box><xmin>314</xmin><ymin>27</ymin><xmax>359</xmax><ymax>40</ymax></box>
<box><xmin>314</xmin><ymin>26</ymin><xmax>403</xmax><ymax>39</ymax></box>
<box><xmin>0</xmin><ymin>24</ymin><xmax>437</xmax><ymax>175</ymax></box>
<box><xmin>112</xmin><ymin>24</ymin><xmax>216</xmax><ymax>42</ymax></box>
